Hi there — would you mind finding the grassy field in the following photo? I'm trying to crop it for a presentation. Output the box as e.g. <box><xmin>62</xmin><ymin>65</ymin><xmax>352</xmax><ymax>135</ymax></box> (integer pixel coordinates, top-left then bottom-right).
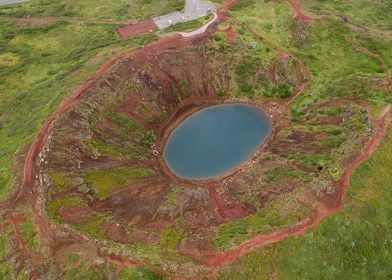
<box><xmin>0</xmin><ymin>0</ymin><xmax>185</xmax><ymax>21</ymax></box>
<box><xmin>301</xmin><ymin>0</ymin><xmax>392</xmax><ymax>31</ymax></box>
<box><xmin>0</xmin><ymin>21</ymin><xmax>158</xmax><ymax>198</ymax></box>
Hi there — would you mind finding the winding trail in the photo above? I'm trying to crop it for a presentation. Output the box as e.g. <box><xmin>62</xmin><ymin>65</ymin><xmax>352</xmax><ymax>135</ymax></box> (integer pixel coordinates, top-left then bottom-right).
<box><xmin>352</xmin><ymin>40</ymin><xmax>392</xmax><ymax>91</ymax></box>
<box><xmin>273</xmin><ymin>0</ymin><xmax>312</xmax><ymax>22</ymax></box>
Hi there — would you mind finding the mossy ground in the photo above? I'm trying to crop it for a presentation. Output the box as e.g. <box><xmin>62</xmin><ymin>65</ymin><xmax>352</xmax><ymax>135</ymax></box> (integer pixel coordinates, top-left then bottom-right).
<box><xmin>0</xmin><ymin>0</ymin><xmax>184</xmax><ymax>21</ymax></box>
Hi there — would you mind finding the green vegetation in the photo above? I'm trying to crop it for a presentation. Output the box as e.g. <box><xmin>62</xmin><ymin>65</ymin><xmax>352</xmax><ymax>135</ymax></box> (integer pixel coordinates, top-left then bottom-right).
<box><xmin>48</xmin><ymin>172</ymin><xmax>73</xmax><ymax>193</ymax></box>
<box><xmin>47</xmin><ymin>196</ymin><xmax>86</xmax><ymax>219</ymax></box>
<box><xmin>215</xmin><ymin>193</ymin><xmax>312</xmax><ymax>251</ymax></box>
<box><xmin>84</xmin><ymin>167</ymin><xmax>153</xmax><ymax>200</ymax></box>
<box><xmin>0</xmin><ymin>0</ymin><xmax>184</xmax><ymax>21</ymax></box>
<box><xmin>63</xmin><ymin>257</ymin><xmax>106</xmax><ymax>280</ymax></box>
<box><xmin>119</xmin><ymin>266</ymin><xmax>164</xmax><ymax>280</ymax></box>
<box><xmin>107</xmin><ymin>111</ymin><xmax>144</xmax><ymax>131</ymax></box>
<box><xmin>0</xmin><ymin>21</ymin><xmax>158</xmax><ymax>198</ymax></box>
<box><xmin>229</xmin><ymin>0</ymin><xmax>255</xmax><ymax>12</ymax></box>
<box><xmin>264</xmin><ymin>167</ymin><xmax>307</xmax><ymax>183</ymax></box>
<box><xmin>287</xmin><ymin>151</ymin><xmax>328</xmax><ymax>170</ymax></box>
<box><xmin>86</xmin><ymin>111</ymin><xmax>156</xmax><ymax>160</ymax></box>
<box><xmin>160</xmin><ymin>227</ymin><xmax>183</xmax><ymax>251</ymax></box>
<box><xmin>19</xmin><ymin>215</ymin><xmax>41</xmax><ymax>251</ymax></box>
<box><xmin>305</xmin><ymin>0</ymin><xmax>392</xmax><ymax>30</ymax></box>
<box><xmin>218</xmin><ymin>127</ymin><xmax>392</xmax><ymax>279</ymax></box>
<box><xmin>163</xmin><ymin>14</ymin><xmax>213</xmax><ymax>33</ymax></box>
<box><xmin>0</xmin><ymin>235</ymin><xmax>12</xmax><ymax>278</ymax></box>
<box><xmin>0</xmin><ymin>52</ymin><xmax>20</xmax><ymax>67</ymax></box>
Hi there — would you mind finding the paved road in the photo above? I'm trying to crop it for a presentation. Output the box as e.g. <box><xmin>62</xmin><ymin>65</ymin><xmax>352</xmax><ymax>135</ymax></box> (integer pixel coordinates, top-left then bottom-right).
<box><xmin>153</xmin><ymin>0</ymin><xmax>215</xmax><ymax>29</ymax></box>
<box><xmin>180</xmin><ymin>11</ymin><xmax>217</xmax><ymax>37</ymax></box>
<box><xmin>0</xmin><ymin>0</ymin><xmax>30</xmax><ymax>5</ymax></box>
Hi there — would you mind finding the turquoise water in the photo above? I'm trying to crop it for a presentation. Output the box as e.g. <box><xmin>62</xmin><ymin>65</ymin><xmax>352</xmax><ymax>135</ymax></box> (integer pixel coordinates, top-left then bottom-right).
<box><xmin>163</xmin><ymin>104</ymin><xmax>272</xmax><ymax>180</ymax></box>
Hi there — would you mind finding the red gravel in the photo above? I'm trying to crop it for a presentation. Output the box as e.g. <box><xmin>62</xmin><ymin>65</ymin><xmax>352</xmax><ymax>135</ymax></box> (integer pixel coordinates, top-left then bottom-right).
<box><xmin>117</xmin><ymin>19</ymin><xmax>158</xmax><ymax>39</ymax></box>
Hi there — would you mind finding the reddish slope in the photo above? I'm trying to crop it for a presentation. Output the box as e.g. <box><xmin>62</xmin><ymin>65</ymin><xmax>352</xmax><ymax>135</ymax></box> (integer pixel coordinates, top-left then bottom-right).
<box><xmin>203</xmin><ymin>105</ymin><xmax>391</xmax><ymax>267</ymax></box>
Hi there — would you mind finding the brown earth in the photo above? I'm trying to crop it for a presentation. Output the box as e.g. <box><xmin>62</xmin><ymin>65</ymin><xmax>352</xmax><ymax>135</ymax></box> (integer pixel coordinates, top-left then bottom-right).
<box><xmin>117</xmin><ymin>19</ymin><xmax>158</xmax><ymax>39</ymax></box>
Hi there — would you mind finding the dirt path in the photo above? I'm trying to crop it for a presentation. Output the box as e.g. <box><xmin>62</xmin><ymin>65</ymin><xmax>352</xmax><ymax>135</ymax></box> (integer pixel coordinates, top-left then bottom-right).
<box><xmin>273</xmin><ymin>0</ymin><xmax>311</xmax><ymax>22</ymax></box>
<box><xmin>202</xmin><ymin>104</ymin><xmax>391</xmax><ymax>268</ymax></box>
<box><xmin>314</xmin><ymin>12</ymin><xmax>392</xmax><ymax>41</ymax></box>
<box><xmin>117</xmin><ymin>19</ymin><xmax>158</xmax><ymax>39</ymax></box>
<box><xmin>246</xmin><ymin>26</ymin><xmax>312</xmax><ymax>105</ymax></box>
<box><xmin>287</xmin><ymin>58</ymin><xmax>312</xmax><ymax>105</ymax></box>
<box><xmin>352</xmin><ymin>40</ymin><xmax>392</xmax><ymax>91</ymax></box>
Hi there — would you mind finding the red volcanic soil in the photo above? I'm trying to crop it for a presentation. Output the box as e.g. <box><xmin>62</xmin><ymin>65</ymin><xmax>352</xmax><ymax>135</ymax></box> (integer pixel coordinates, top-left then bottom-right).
<box><xmin>16</xmin><ymin>56</ymin><xmax>124</xmax><ymax>202</ymax></box>
<box><xmin>16</xmin><ymin>34</ymin><xmax>195</xmax><ymax>203</ymax></box>
<box><xmin>117</xmin><ymin>19</ymin><xmax>158</xmax><ymax>39</ymax></box>
<box><xmin>279</xmin><ymin>51</ymin><xmax>289</xmax><ymax>59</ymax></box>
<box><xmin>274</xmin><ymin>0</ymin><xmax>311</xmax><ymax>22</ymax></box>
<box><xmin>202</xmin><ymin>105</ymin><xmax>391</xmax><ymax>268</ymax></box>
<box><xmin>224</xmin><ymin>26</ymin><xmax>237</xmax><ymax>42</ymax></box>
<box><xmin>209</xmin><ymin>187</ymin><xmax>250</xmax><ymax>221</ymax></box>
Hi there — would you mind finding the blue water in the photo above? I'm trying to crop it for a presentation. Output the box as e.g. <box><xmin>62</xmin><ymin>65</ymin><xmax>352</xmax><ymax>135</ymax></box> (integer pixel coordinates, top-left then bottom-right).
<box><xmin>163</xmin><ymin>104</ymin><xmax>272</xmax><ymax>180</ymax></box>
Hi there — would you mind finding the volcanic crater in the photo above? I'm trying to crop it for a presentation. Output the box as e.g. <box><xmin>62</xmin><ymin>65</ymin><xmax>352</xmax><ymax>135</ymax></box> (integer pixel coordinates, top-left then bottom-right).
<box><xmin>32</xmin><ymin>26</ymin><xmax>377</xmax><ymax>276</ymax></box>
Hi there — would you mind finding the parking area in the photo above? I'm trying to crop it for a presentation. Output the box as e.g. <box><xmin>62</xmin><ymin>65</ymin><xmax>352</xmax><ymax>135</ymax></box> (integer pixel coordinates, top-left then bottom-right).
<box><xmin>153</xmin><ymin>0</ymin><xmax>215</xmax><ymax>29</ymax></box>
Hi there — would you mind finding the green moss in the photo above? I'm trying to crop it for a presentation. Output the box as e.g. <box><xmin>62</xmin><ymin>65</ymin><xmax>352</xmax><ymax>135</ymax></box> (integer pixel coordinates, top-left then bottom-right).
<box><xmin>164</xmin><ymin>187</ymin><xmax>181</xmax><ymax>205</ymax></box>
<box><xmin>19</xmin><ymin>217</ymin><xmax>41</xmax><ymax>251</ymax></box>
<box><xmin>215</xmin><ymin>193</ymin><xmax>312</xmax><ymax>251</ymax></box>
<box><xmin>107</xmin><ymin>112</ymin><xmax>144</xmax><ymax>132</ymax></box>
<box><xmin>160</xmin><ymin>227</ymin><xmax>183</xmax><ymax>251</ymax></box>
<box><xmin>75</xmin><ymin>215</ymin><xmax>108</xmax><ymax>240</ymax></box>
<box><xmin>119</xmin><ymin>266</ymin><xmax>164</xmax><ymax>280</ymax></box>
<box><xmin>229</xmin><ymin>0</ymin><xmax>255</xmax><ymax>11</ymax></box>
<box><xmin>0</xmin><ymin>0</ymin><xmax>185</xmax><ymax>21</ymax></box>
<box><xmin>163</xmin><ymin>14</ymin><xmax>213</xmax><ymax>33</ymax></box>
<box><xmin>0</xmin><ymin>52</ymin><xmax>21</xmax><ymax>67</ymax></box>
<box><xmin>0</xmin><ymin>236</ymin><xmax>9</xmax><ymax>260</ymax></box>
<box><xmin>264</xmin><ymin>167</ymin><xmax>307</xmax><ymax>183</ymax></box>
<box><xmin>48</xmin><ymin>172</ymin><xmax>73</xmax><ymax>193</ymax></box>
<box><xmin>287</xmin><ymin>152</ymin><xmax>329</xmax><ymax>170</ymax></box>
<box><xmin>47</xmin><ymin>196</ymin><xmax>86</xmax><ymax>220</ymax></box>
<box><xmin>84</xmin><ymin>167</ymin><xmax>153</xmax><ymax>200</ymax></box>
